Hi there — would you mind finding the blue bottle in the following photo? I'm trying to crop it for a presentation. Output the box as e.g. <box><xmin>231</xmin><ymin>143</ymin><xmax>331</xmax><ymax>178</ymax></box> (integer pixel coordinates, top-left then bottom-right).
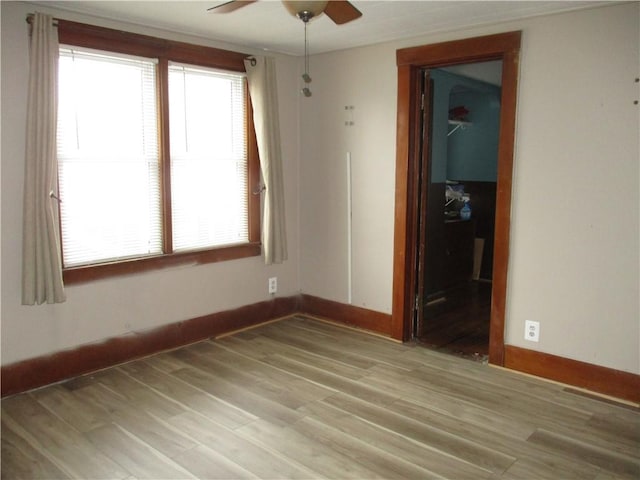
<box><xmin>460</xmin><ymin>201</ymin><xmax>471</xmax><ymax>220</ymax></box>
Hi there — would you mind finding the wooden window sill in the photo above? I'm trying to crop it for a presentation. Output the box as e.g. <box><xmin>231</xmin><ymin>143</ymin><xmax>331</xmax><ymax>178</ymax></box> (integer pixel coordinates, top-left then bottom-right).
<box><xmin>63</xmin><ymin>242</ymin><xmax>261</xmax><ymax>284</ymax></box>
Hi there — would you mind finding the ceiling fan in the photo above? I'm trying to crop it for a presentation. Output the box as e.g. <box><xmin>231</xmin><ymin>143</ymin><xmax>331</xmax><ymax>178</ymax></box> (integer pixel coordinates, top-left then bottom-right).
<box><xmin>207</xmin><ymin>1</ymin><xmax>363</xmax><ymax>25</ymax></box>
<box><xmin>209</xmin><ymin>1</ymin><xmax>362</xmax><ymax>97</ymax></box>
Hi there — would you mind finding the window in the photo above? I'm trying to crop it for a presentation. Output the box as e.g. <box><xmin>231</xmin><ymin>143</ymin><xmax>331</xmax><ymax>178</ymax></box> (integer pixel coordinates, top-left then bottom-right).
<box><xmin>58</xmin><ymin>48</ymin><xmax>162</xmax><ymax>266</ymax></box>
<box><xmin>168</xmin><ymin>64</ymin><xmax>248</xmax><ymax>251</ymax></box>
<box><xmin>55</xmin><ymin>22</ymin><xmax>260</xmax><ymax>283</ymax></box>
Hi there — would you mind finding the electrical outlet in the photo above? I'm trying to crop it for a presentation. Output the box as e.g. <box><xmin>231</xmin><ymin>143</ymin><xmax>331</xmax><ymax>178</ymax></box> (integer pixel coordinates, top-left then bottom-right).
<box><xmin>268</xmin><ymin>277</ymin><xmax>277</xmax><ymax>294</ymax></box>
<box><xmin>524</xmin><ymin>320</ymin><xmax>540</xmax><ymax>342</ymax></box>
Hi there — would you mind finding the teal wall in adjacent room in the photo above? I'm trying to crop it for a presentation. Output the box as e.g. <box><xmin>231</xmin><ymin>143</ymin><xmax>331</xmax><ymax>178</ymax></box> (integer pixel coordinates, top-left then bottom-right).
<box><xmin>429</xmin><ymin>69</ymin><xmax>501</xmax><ymax>183</ymax></box>
<box><xmin>428</xmin><ymin>69</ymin><xmax>451</xmax><ymax>183</ymax></box>
<box><xmin>448</xmin><ymin>88</ymin><xmax>501</xmax><ymax>181</ymax></box>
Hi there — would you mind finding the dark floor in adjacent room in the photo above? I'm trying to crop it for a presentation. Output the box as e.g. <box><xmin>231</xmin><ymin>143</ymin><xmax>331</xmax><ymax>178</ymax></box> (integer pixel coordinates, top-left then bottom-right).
<box><xmin>418</xmin><ymin>281</ymin><xmax>492</xmax><ymax>362</ymax></box>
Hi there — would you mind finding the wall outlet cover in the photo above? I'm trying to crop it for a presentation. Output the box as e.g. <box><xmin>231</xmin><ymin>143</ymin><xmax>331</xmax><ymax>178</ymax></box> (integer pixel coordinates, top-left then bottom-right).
<box><xmin>268</xmin><ymin>277</ymin><xmax>277</xmax><ymax>294</ymax></box>
<box><xmin>524</xmin><ymin>320</ymin><xmax>540</xmax><ymax>342</ymax></box>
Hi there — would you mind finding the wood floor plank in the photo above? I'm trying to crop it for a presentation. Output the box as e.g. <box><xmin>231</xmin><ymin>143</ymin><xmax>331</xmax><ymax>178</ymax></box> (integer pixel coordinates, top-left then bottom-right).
<box><xmin>85</xmin><ymin>423</ymin><xmax>197</xmax><ymax>479</ymax></box>
<box><xmin>236</xmin><ymin>418</ymin><xmax>381</xmax><ymax>479</ymax></box>
<box><xmin>260</xmin><ymin>353</ymin><xmax>399</xmax><ymax>407</ymax></box>
<box><xmin>501</xmin><ymin>456</ymin><xmax>600</xmax><ymax>480</ymax></box>
<box><xmin>322</xmin><ymin>392</ymin><xmax>517</xmax><ymax>474</ymax></box>
<box><xmin>587</xmin><ymin>411</ymin><xmax>640</xmax><ymax>445</ymax></box>
<box><xmin>258</xmin><ymin>325</ymin><xmax>380</xmax><ymax>370</ymax></box>
<box><xmin>172</xmin><ymin>366</ymin><xmax>304</xmax><ymax>426</ymax></box>
<box><xmin>527</xmin><ymin>428</ymin><xmax>640</xmax><ymax>479</ymax></box>
<box><xmin>401</xmin><ymin>363</ymin><xmax>594</xmax><ymax>428</ymax></box>
<box><xmin>291</xmin><ymin>316</ymin><xmax>404</xmax><ymax>350</ymax></box>
<box><xmin>552</xmin><ymin>415</ymin><xmax>640</xmax><ymax>459</ymax></box>
<box><xmin>402</xmin><ymin>346</ymin><xmax>629</xmax><ymax>417</ymax></box>
<box><xmin>118</xmin><ymin>359</ymin><xmax>257</xmax><ymax>429</ymax></box>
<box><xmin>218</xmin><ymin>334</ymin><xmax>372</xmax><ymax>380</ymax></box>
<box><xmin>594</xmin><ymin>471</ymin><xmax>636</xmax><ymax>480</ymax></box>
<box><xmin>382</xmin><ymin>362</ymin><xmax>638</xmax><ymax>460</ymax></box>
<box><xmin>2</xmin><ymin>316</ymin><xmax>637</xmax><ymax>480</ymax></box>
<box><xmin>291</xmin><ymin>415</ymin><xmax>441</xmax><ymax>480</ymax></box>
<box><xmin>171</xmin><ymin>444</ymin><xmax>258</xmax><ymax>480</ymax></box>
<box><xmin>1</xmin><ymin>395</ymin><xmax>130</xmax><ymax>479</ymax></box>
<box><xmin>59</xmin><ymin>372</ymin><xmax>101</xmax><ymax>391</ymax></box>
<box><xmin>108</xmin><ymin>409</ymin><xmax>199</xmax><ymax>460</ymax></box>
<box><xmin>388</xmin><ymin>396</ymin><xmax>531</xmax><ymax>445</ymax></box>
<box><xmin>287</xmin><ymin>316</ymin><xmax>421</xmax><ymax>369</ymax></box>
<box><xmin>386</xmin><ymin>397</ymin><xmax>607</xmax><ymax>478</ymax></box>
<box><xmin>299</xmin><ymin>399</ymin><xmax>495</xmax><ymax>479</ymax></box>
<box><xmin>563</xmin><ymin>388</ymin><xmax>640</xmax><ymax>414</ymax></box>
<box><xmin>360</xmin><ymin>363</ymin><xmax>537</xmax><ymax>440</ymax></box>
<box><xmin>142</xmin><ymin>350</ymin><xmax>194</xmax><ymax>373</ymax></box>
<box><xmin>1</xmin><ymin>417</ymin><xmax>71</xmax><ymax>480</ymax></box>
<box><xmin>167</xmin><ymin>410</ymin><xmax>318</xmax><ymax>479</ymax></box>
<box><xmin>366</xmin><ymin>361</ymin><xmax>638</xmax><ymax>457</ymax></box>
<box><xmin>394</xmin><ymin>362</ymin><xmax>640</xmax><ymax>457</ymax></box>
<box><xmin>94</xmin><ymin>368</ymin><xmax>187</xmax><ymax>419</ymax></box>
<box><xmin>30</xmin><ymin>384</ymin><xmax>110</xmax><ymax>433</ymax></box>
<box><xmin>68</xmin><ymin>383</ymin><xmax>198</xmax><ymax>458</ymax></box>
<box><xmin>180</xmin><ymin>340</ymin><xmax>336</xmax><ymax>407</ymax></box>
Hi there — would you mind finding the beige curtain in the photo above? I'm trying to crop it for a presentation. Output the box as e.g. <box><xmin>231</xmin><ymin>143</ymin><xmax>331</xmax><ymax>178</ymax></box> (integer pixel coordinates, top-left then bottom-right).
<box><xmin>22</xmin><ymin>13</ymin><xmax>65</xmax><ymax>304</ymax></box>
<box><xmin>244</xmin><ymin>56</ymin><xmax>288</xmax><ymax>264</ymax></box>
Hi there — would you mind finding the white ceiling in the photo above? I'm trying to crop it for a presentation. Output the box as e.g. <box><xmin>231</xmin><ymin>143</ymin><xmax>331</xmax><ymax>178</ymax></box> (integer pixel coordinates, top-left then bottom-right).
<box><xmin>28</xmin><ymin>1</ymin><xmax>608</xmax><ymax>56</ymax></box>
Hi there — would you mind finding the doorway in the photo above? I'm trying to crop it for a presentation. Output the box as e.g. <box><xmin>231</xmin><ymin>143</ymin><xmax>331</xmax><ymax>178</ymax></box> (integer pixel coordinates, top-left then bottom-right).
<box><xmin>417</xmin><ymin>63</ymin><xmax>502</xmax><ymax>360</ymax></box>
<box><xmin>390</xmin><ymin>31</ymin><xmax>521</xmax><ymax>366</ymax></box>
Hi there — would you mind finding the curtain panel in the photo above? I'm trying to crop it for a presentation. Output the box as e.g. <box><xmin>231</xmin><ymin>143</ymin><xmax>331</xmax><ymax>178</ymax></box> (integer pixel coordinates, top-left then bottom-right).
<box><xmin>244</xmin><ymin>56</ymin><xmax>288</xmax><ymax>265</ymax></box>
<box><xmin>22</xmin><ymin>12</ymin><xmax>66</xmax><ymax>304</ymax></box>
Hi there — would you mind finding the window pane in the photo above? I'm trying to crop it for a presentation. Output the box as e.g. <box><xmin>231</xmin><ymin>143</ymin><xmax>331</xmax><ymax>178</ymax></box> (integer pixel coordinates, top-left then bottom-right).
<box><xmin>57</xmin><ymin>47</ymin><xmax>162</xmax><ymax>267</ymax></box>
<box><xmin>169</xmin><ymin>64</ymin><xmax>248</xmax><ymax>252</ymax></box>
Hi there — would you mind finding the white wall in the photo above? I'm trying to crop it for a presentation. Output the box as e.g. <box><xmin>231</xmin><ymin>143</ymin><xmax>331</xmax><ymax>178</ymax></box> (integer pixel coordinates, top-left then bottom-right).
<box><xmin>506</xmin><ymin>3</ymin><xmax>638</xmax><ymax>373</ymax></box>
<box><xmin>299</xmin><ymin>3</ymin><xmax>639</xmax><ymax>374</ymax></box>
<box><xmin>299</xmin><ymin>42</ymin><xmax>398</xmax><ymax>313</ymax></box>
<box><xmin>1</xmin><ymin>1</ymin><xmax>300</xmax><ymax>365</ymax></box>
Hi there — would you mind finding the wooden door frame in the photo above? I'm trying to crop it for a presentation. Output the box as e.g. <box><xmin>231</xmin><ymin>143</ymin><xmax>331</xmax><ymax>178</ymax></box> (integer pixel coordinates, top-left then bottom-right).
<box><xmin>391</xmin><ymin>31</ymin><xmax>521</xmax><ymax>366</ymax></box>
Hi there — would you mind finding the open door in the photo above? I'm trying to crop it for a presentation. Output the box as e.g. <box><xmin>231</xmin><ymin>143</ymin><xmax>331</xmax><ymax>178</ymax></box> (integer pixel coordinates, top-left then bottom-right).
<box><xmin>413</xmin><ymin>70</ymin><xmax>433</xmax><ymax>338</ymax></box>
<box><xmin>391</xmin><ymin>31</ymin><xmax>521</xmax><ymax>366</ymax></box>
<box><xmin>415</xmin><ymin>64</ymin><xmax>502</xmax><ymax>358</ymax></box>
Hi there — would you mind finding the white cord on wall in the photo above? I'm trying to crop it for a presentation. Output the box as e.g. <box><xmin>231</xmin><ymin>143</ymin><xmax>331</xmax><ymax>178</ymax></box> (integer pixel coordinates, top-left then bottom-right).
<box><xmin>347</xmin><ymin>151</ymin><xmax>353</xmax><ymax>305</ymax></box>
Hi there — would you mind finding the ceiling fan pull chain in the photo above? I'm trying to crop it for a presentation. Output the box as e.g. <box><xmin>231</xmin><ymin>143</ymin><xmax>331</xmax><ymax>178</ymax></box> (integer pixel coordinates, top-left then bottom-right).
<box><xmin>302</xmin><ymin>21</ymin><xmax>312</xmax><ymax>97</ymax></box>
<box><xmin>306</xmin><ymin>21</ymin><xmax>311</xmax><ymax>79</ymax></box>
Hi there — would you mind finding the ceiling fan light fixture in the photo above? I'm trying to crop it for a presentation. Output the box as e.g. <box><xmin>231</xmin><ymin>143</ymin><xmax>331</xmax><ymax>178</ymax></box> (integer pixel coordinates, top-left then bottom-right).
<box><xmin>282</xmin><ymin>1</ymin><xmax>329</xmax><ymax>22</ymax></box>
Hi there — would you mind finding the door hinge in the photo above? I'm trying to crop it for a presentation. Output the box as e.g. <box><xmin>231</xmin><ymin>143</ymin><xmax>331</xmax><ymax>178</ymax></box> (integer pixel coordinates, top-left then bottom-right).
<box><xmin>415</xmin><ymin>295</ymin><xmax>420</xmax><ymax>310</ymax></box>
<box><xmin>421</xmin><ymin>92</ymin><xmax>425</xmax><ymax>111</ymax></box>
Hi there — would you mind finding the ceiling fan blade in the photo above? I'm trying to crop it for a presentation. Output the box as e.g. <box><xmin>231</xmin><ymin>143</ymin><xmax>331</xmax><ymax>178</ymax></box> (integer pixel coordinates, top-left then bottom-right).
<box><xmin>207</xmin><ymin>1</ymin><xmax>256</xmax><ymax>14</ymax></box>
<box><xmin>324</xmin><ymin>1</ymin><xmax>362</xmax><ymax>25</ymax></box>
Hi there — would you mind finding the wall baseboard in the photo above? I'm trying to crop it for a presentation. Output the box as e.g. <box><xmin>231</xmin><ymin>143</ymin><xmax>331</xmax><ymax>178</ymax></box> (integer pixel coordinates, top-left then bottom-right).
<box><xmin>504</xmin><ymin>345</ymin><xmax>640</xmax><ymax>404</ymax></box>
<box><xmin>3</xmin><ymin>296</ymin><xmax>637</xmax><ymax>405</ymax></box>
<box><xmin>299</xmin><ymin>294</ymin><xmax>393</xmax><ymax>336</ymax></box>
<box><xmin>1</xmin><ymin>296</ymin><xmax>299</xmax><ymax>398</ymax></box>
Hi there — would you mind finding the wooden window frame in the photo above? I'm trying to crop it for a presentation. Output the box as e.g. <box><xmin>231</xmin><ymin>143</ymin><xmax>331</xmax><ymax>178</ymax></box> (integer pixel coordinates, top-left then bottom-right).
<box><xmin>55</xmin><ymin>20</ymin><xmax>261</xmax><ymax>285</ymax></box>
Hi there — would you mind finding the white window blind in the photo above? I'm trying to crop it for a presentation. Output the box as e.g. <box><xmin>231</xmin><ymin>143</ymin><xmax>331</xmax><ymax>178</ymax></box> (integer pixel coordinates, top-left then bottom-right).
<box><xmin>168</xmin><ymin>63</ymin><xmax>248</xmax><ymax>252</ymax></box>
<box><xmin>57</xmin><ymin>47</ymin><xmax>162</xmax><ymax>267</ymax></box>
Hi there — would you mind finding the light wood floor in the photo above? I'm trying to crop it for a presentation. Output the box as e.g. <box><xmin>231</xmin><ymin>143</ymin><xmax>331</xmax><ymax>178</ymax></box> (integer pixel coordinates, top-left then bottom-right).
<box><xmin>2</xmin><ymin>316</ymin><xmax>639</xmax><ymax>479</ymax></box>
